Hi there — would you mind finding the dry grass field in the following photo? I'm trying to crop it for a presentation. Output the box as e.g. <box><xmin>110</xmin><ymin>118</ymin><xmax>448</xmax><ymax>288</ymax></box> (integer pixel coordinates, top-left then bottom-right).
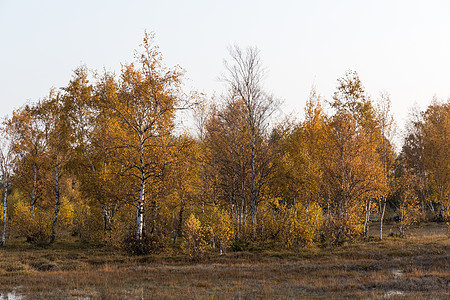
<box><xmin>0</xmin><ymin>222</ymin><xmax>448</xmax><ymax>299</ymax></box>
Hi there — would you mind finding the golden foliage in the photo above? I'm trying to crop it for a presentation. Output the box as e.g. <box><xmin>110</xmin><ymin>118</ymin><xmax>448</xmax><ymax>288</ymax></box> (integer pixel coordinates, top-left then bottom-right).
<box><xmin>1</xmin><ymin>36</ymin><xmax>447</xmax><ymax>257</ymax></box>
<box><xmin>11</xmin><ymin>200</ymin><xmax>52</xmax><ymax>244</ymax></box>
<box><xmin>258</xmin><ymin>198</ymin><xmax>323</xmax><ymax>248</ymax></box>
<box><xmin>202</xmin><ymin>206</ymin><xmax>234</xmax><ymax>254</ymax></box>
<box><xmin>182</xmin><ymin>214</ymin><xmax>208</xmax><ymax>260</ymax></box>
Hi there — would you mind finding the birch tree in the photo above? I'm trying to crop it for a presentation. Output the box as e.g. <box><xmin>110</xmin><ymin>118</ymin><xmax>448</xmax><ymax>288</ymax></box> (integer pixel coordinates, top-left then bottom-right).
<box><xmin>7</xmin><ymin>104</ymin><xmax>51</xmax><ymax>215</ymax></box>
<box><xmin>222</xmin><ymin>46</ymin><xmax>278</xmax><ymax>237</ymax></box>
<box><xmin>401</xmin><ymin>99</ymin><xmax>450</xmax><ymax>221</ymax></box>
<box><xmin>97</xmin><ymin>32</ymin><xmax>184</xmax><ymax>253</ymax></box>
<box><xmin>205</xmin><ymin>101</ymin><xmax>251</xmax><ymax>237</ymax></box>
<box><xmin>0</xmin><ymin>129</ymin><xmax>14</xmax><ymax>246</ymax></box>
<box><xmin>422</xmin><ymin>100</ymin><xmax>449</xmax><ymax>220</ymax></box>
<box><xmin>42</xmin><ymin>92</ymin><xmax>72</xmax><ymax>243</ymax></box>
<box><xmin>376</xmin><ymin>92</ymin><xmax>396</xmax><ymax>240</ymax></box>
<box><xmin>66</xmin><ymin>67</ymin><xmax>129</xmax><ymax>236</ymax></box>
<box><xmin>322</xmin><ymin>71</ymin><xmax>384</xmax><ymax>244</ymax></box>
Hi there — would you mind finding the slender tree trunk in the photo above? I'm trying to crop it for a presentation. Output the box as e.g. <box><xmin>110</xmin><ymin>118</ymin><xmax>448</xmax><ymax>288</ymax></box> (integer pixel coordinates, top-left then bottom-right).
<box><xmin>379</xmin><ymin>197</ymin><xmax>387</xmax><ymax>240</ymax></box>
<box><xmin>293</xmin><ymin>194</ymin><xmax>297</xmax><ymax>213</ymax></box>
<box><xmin>136</xmin><ymin>176</ymin><xmax>145</xmax><ymax>241</ymax></box>
<box><xmin>240</xmin><ymin>195</ymin><xmax>244</xmax><ymax>228</ymax></box>
<box><xmin>250</xmin><ymin>129</ymin><xmax>257</xmax><ymax>238</ymax></box>
<box><xmin>227</xmin><ymin>184</ymin><xmax>234</xmax><ymax>230</ymax></box>
<box><xmin>235</xmin><ymin>199</ymin><xmax>239</xmax><ymax>238</ymax></box>
<box><xmin>420</xmin><ymin>192</ymin><xmax>425</xmax><ymax>221</ymax></box>
<box><xmin>399</xmin><ymin>208</ymin><xmax>405</xmax><ymax>238</ymax></box>
<box><xmin>424</xmin><ymin>178</ymin><xmax>434</xmax><ymax>213</ymax></box>
<box><xmin>219</xmin><ymin>240</ymin><xmax>224</xmax><ymax>255</ymax></box>
<box><xmin>150</xmin><ymin>200</ymin><xmax>158</xmax><ymax>234</ymax></box>
<box><xmin>363</xmin><ymin>199</ymin><xmax>371</xmax><ymax>237</ymax></box>
<box><xmin>336</xmin><ymin>159</ymin><xmax>345</xmax><ymax>244</ymax></box>
<box><xmin>174</xmin><ymin>196</ymin><xmax>185</xmax><ymax>243</ymax></box>
<box><xmin>50</xmin><ymin>151</ymin><xmax>60</xmax><ymax>243</ymax></box>
<box><xmin>428</xmin><ymin>199</ymin><xmax>435</xmax><ymax>213</ymax></box>
<box><xmin>241</xmin><ymin>165</ymin><xmax>246</xmax><ymax>230</ymax></box>
<box><xmin>136</xmin><ymin>135</ymin><xmax>146</xmax><ymax>252</ymax></box>
<box><xmin>315</xmin><ymin>200</ymin><xmax>320</xmax><ymax>229</ymax></box>
<box><xmin>1</xmin><ymin>181</ymin><xmax>7</xmax><ymax>246</ymax></box>
<box><xmin>438</xmin><ymin>187</ymin><xmax>445</xmax><ymax>221</ymax></box>
<box><xmin>336</xmin><ymin>200</ymin><xmax>343</xmax><ymax>245</ymax></box>
<box><xmin>101</xmin><ymin>205</ymin><xmax>112</xmax><ymax>233</ymax></box>
<box><xmin>447</xmin><ymin>194</ymin><xmax>450</xmax><ymax>217</ymax></box>
<box><xmin>31</xmin><ymin>163</ymin><xmax>37</xmax><ymax>216</ymax></box>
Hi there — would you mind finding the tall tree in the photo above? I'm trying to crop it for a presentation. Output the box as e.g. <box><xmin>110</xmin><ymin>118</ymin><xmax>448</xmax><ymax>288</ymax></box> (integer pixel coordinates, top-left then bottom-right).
<box><xmin>402</xmin><ymin>109</ymin><xmax>431</xmax><ymax>215</ymax></box>
<box><xmin>7</xmin><ymin>104</ymin><xmax>51</xmax><ymax>215</ymax></box>
<box><xmin>322</xmin><ymin>71</ymin><xmax>383</xmax><ymax>244</ymax></box>
<box><xmin>221</xmin><ymin>46</ymin><xmax>278</xmax><ymax>236</ymax></box>
<box><xmin>401</xmin><ymin>99</ymin><xmax>449</xmax><ymax>220</ymax></box>
<box><xmin>97</xmin><ymin>32</ymin><xmax>185</xmax><ymax>252</ymax></box>
<box><xmin>206</xmin><ymin>101</ymin><xmax>251</xmax><ymax>235</ymax></box>
<box><xmin>422</xmin><ymin>100</ymin><xmax>449</xmax><ymax>220</ymax></box>
<box><xmin>376</xmin><ymin>92</ymin><xmax>396</xmax><ymax>240</ymax></box>
<box><xmin>269</xmin><ymin>89</ymin><xmax>325</xmax><ymax>218</ymax></box>
<box><xmin>0</xmin><ymin>128</ymin><xmax>14</xmax><ymax>246</ymax></box>
<box><xmin>42</xmin><ymin>91</ymin><xmax>73</xmax><ymax>243</ymax></box>
<box><xmin>166</xmin><ymin>136</ymin><xmax>202</xmax><ymax>243</ymax></box>
<box><xmin>66</xmin><ymin>67</ymin><xmax>128</xmax><ymax>236</ymax></box>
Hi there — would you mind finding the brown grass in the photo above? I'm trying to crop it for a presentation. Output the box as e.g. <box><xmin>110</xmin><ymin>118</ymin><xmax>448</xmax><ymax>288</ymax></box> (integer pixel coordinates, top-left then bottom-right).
<box><xmin>0</xmin><ymin>222</ymin><xmax>448</xmax><ymax>299</ymax></box>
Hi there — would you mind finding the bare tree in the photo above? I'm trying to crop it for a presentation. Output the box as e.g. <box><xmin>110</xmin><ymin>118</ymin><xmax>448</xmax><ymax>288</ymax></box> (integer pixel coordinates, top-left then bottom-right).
<box><xmin>222</xmin><ymin>46</ymin><xmax>279</xmax><ymax>236</ymax></box>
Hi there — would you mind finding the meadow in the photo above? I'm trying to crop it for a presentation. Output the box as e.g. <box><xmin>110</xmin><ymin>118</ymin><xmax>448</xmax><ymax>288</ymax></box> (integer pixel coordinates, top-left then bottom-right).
<box><xmin>0</xmin><ymin>222</ymin><xmax>448</xmax><ymax>299</ymax></box>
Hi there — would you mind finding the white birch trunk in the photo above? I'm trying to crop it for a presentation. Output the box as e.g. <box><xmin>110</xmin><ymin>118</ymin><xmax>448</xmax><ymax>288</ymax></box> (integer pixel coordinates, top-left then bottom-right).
<box><xmin>250</xmin><ymin>128</ymin><xmax>257</xmax><ymax>238</ymax></box>
<box><xmin>363</xmin><ymin>199</ymin><xmax>371</xmax><ymax>237</ymax></box>
<box><xmin>50</xmin><ymin>151</ymin><xmax>60</xmax><ymax>243</ymax></box>
<box><xmin>136</xmin><ymin>134</ymin><xmax>145</xmax><ymax>245</ymax></box>
<box><xmin>136</xmin><ymin>175</ymin><xmax>145</xmax><ymax>241</ymax></box>
<box><xmin>31</xmin><ymin>163</ymin><xmax>37</xmax><ymax>216</ymax></box>
<box><xmin>1</xmin><ymin>181</ymin><xmax>7</xmax><ymax>246</ymax></box>
<box><xmin>379</xmin><ymin>197</ymin><xmax>387</xmax><ymax>240</ymax></box>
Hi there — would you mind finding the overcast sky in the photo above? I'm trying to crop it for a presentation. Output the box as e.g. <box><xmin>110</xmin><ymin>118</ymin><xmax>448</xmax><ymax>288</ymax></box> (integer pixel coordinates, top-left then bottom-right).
<box><xmin>1</xmin><ymin>0</ymin><xmax>449</xmax><ymax>133</ymax></box>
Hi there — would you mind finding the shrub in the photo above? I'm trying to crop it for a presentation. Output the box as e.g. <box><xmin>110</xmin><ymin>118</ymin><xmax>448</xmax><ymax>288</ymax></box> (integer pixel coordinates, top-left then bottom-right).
<box><xmin>11</xmin><ymin>200</ymin><xmax>52</xmax><ymax>245</ymax></box>
<box><xmin>72</xmin><ymin>201</ymin><xmax>104</xmax><ymax>243</ymax></box>
<box><xmin>258</xmin><ymin>198</ymin><xmax>323</xmax><ymax>248</ymax></box>
<box><xmin>182</xmin><ymin>214</ymin><xmax>208</xmax><ymax>260</ymax></box>
<box><xmin>203</xmin><ymin>206</ymin><xmax>234</xmax><ymax>255</ymax></box>
<box><xmin>121</xmin><ymin>231</ymin><xmax>164</xmax><ymax>255</ymax></box>
<box><xmin>230</xmin><ymin>239</ymin><xmax>250</xmax><ymax>252</ymax></box>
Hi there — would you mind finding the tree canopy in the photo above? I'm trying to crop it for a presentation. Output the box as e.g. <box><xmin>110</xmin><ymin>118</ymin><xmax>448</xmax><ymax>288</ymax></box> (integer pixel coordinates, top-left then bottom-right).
<box><xmin>0</xmin><ymin>33</ymin><xmax>448</xmax><ymax>252</ymax></box>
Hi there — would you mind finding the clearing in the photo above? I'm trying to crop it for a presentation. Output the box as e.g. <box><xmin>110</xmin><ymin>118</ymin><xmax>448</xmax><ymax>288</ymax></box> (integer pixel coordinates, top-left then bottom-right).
<box><xmin>0</xmin><ymin>222</ymin><xmax>448</xmax><ymax>299</ymax></box>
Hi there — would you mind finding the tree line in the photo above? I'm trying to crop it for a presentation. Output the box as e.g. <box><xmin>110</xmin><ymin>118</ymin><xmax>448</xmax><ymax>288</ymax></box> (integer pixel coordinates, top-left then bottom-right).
<box><xmin>0</xmin><ymin>33</ymin><xmax>448</xmax><ymax>256</ymax></box>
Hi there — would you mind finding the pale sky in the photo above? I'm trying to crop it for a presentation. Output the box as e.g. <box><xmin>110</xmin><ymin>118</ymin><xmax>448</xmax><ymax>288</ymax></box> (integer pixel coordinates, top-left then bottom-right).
<box><xmin>1</xmin><ymin>0</ymin><xmax>450</xmax><ymax>133</ymax></box>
